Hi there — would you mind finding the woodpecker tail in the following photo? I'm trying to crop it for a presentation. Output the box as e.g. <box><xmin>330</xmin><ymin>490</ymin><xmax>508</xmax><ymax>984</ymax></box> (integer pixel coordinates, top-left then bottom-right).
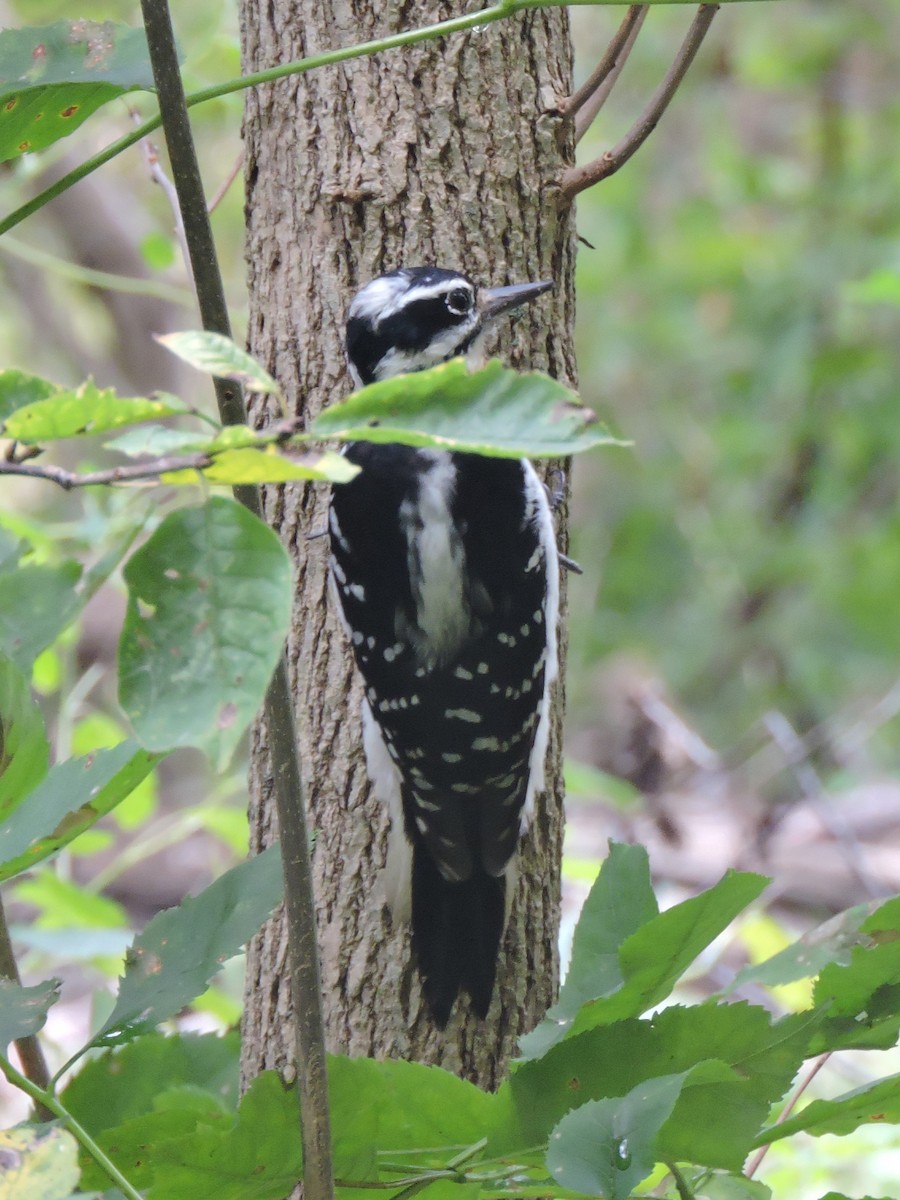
<box><xmin>411</xmin><ymin>844</ymin><xmax>506</xmax><ymax>1028</ymax></box>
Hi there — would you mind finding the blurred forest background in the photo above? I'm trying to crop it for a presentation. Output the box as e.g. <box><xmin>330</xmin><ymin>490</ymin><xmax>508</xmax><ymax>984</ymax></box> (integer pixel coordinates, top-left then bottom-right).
<box><xmin>1</xmin><ymin>0</ymin><xmax>899</xmax><ymax>1193</ymax></box>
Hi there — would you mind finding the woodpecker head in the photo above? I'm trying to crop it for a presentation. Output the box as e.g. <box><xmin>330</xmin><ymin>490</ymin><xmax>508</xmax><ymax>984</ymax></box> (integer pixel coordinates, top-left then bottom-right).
<box><xmin>345</xmin><ymin>266</ymin><xmax>553</xmax><ymax>388</ymax></box>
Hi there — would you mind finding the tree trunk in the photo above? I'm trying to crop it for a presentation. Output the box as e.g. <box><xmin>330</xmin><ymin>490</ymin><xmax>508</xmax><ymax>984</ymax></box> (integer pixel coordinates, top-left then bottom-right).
<box><xmin>239</xmin><ymin>0</ymin><xmax>576</xmax><ymax>1088</ymax></box>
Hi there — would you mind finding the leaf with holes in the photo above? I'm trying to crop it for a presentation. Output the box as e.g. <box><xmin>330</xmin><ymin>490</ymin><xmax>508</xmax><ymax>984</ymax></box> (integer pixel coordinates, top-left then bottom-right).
<box><xmin>312</xmin><ymin>358</ymin><xmax>621</xmax><ymax>458</ymax></box>
<box><xmin>118</xmin><ymin>497</ymin><xmax>293</xmax><ymax>768</ymax></box>
<box><xmin>4</xmin><ymin>380</ymin><xmax>184</xmax><ymax>443</ymax></box>
<box><xmin>0</xmin><ymin>21</ymin><xmax>155</xmax><ymax>161</ymax></box>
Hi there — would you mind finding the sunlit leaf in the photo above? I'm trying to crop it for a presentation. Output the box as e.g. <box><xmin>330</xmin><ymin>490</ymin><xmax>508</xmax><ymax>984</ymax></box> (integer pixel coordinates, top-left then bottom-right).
<box><xmin>4</xmin><ymin>381</ymin><xmax>184</xmax><ymax>443</ymax></box>
<box><xmin>0</xmin><ymin>1126</ymin><xmax>79</xmax><ymax>1200</ymax></box>
<box><xmin>0</xmin><ymin>369</ymin><xmax>58</xmax><ymax>423</ymax></box>
<box><xmin>163</xmin><ymin>446</ymin><xmax>359</xmax><ymax>486</ymax></box>
<box><xmin>756</xmin><ymin>1074</ymin><xmax>900</xmax><ymax>1144</ymax></box>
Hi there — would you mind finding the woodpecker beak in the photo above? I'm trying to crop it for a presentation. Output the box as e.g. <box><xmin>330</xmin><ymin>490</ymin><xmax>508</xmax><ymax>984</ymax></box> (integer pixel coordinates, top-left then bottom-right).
<box><xmin>480</xmin><ymin>278</ymin><xmax>553</xmax><ymax>324</ymax></box>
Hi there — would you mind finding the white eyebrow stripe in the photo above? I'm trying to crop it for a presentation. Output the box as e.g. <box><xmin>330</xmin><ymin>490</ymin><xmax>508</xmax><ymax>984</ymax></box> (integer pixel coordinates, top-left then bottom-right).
<box><xmin>348</xmin><ymin>276</ymin><xmax>473</xmax><ymax>326</ymax></box>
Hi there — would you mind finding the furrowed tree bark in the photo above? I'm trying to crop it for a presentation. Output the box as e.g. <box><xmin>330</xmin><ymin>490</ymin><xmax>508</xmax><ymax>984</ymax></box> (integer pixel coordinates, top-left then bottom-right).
<box><xmin>240</xmin><ymin>0</ymin><xmax>577</xmax><ymax>1086</ymax></box>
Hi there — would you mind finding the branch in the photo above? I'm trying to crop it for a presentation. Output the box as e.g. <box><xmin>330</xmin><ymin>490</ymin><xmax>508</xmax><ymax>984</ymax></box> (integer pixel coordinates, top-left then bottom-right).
<box><xmin>0</xmin><ymin>451</ymin><xmax>215</xmax><ymax>489</ymax></box>
<box><xmin>0</xmin><ymin>895</ymin><xmax>52</xmax><ymax>1120</ymax></box>
<box><xmin>139</xmin><ymin>6</ymin><xmax>334</xmax><ymax>1200</ymax></box>
<box><xmin>560</xmin><ymin>5</ymin><xmax>648</xmax><ymax>143</ymax></box>
<box><xmin>560</xmin><ymin>4</ymin><xmax>720</xmax><ymax>200</ymax></box>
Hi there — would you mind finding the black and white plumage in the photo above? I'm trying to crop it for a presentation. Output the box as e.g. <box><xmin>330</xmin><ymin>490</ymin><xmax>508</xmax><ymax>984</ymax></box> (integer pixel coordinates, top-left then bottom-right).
<box><xmin>329</xmin><ymin>267</ymin><xmax>559</xmax><ymax>1027</ymax></box>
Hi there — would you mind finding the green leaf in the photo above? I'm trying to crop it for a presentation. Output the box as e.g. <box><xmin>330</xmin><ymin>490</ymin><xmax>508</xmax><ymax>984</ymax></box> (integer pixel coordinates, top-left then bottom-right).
<box><xmin>811</xmin><ymin>928</ymin><xmax>900</xmax><ymax>1053</ymax></box>
<box><xmin>156</xmin><ymin>331</ymin><xmax>281</xmax><ymax>396</ymax></box>
<box><xmin>701</xmin><ymin>1177</ymin><xmax>772</xmax><ymax>1200</ymax></box>
<box><xmin>328</xmin><ymin>1055</ymin><xmax>497</xmax><ymax>1180</ymax></box>
<box><xmin>520</xmin><ymin>842</ymin><xmax>658</xmax><ymax>1058</ymax></box>
<box><xmin>520</xmin><ymin>844</ymin><xmax>768</xmax><ymax>1058</ymax></box>
<box><xmin>0</xmin><ymin>369</ymin><xmax>58</xmax><ymax>422</ymax></box>
<box><xmin>546</xmin><ymin>1073</ymin><xmax>688</xmax><ymax>1200</ymax></box>
<box><xmin>104</xmin><ymin>425</ymin><xmax>208</xmax><ymax>458</ymax></box>
<box><xmin>0</xmin><ymin>651</ymin><xmax>49</xmax><ymax>819</ymax></box>
<box><xmin>118</xmin><ymin>497</ymin><xmax>293</xmax><ymax>768</ymax></box>
<box><xmin>0</xmin><ymin>21</ymin><xmax>154</xmax><ymax>162</ymax></box>
<box><xmin>728</xmin><ymin>902</ymin><xmax>876</xmax><ymax>993</ymax></box>
<box><xmin>0</xmin><ymin>740</ymin><xmax>162</xmax><ymax>882</ymax></box>
<box><xmin>312</xmin><ymin>358</ymin><xmax>619</xmax><ymax>458</ymax></box>
<box><xmin>79</xmin><ymin>1087</ymin><xmax>234</xmax><ymax>1192</ymax></box>
<box><xmin>163</xmin><ymin>446</ymin><xmax>360</xmax><ymax>486</ymax></box>
<box><xmin>93</xmin><ymin>845</ymin><xmax>283</xmax><ymax>1048</ymax></box>
<box><xmin>499</xmin><ymin>1003</ymin><xmax>819</xmax><ymax>1172</ymax></box>
<box><xmin>0</xmin><ymin>555</ymin><xmax>83</xmax><ymax>672</ymax></box>
<box><xmin>62</xmin><ymin>1031</ymin><xmax>240</xmax><ymax>1138</ymax></box>
<box><xmin>4</xmin><ymin>381</ymin><xmax>183</xmax><ymax>443</ymax></box>
<box><xmin>756</xmin><ymin>1074</ymin><xmax>900</xmax><ymax>1145</ymax></box>
<box><xmin>0</xmin><ymin>1126</ymin><xmax>79</xmax><ymax>1200</ymax></box>
<box><xmin>146</xmin><ymin>1071</ymin><xmax>301</xmax><ymax>1200</ymax></box>
<box><xmin>0</xmin><ymin>975</ymin><xmax>60</xmax><ymax>1051</ymax></box>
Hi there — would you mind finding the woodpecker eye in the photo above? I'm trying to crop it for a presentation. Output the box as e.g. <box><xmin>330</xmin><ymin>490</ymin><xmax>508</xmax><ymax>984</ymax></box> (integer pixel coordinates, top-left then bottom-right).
<box><xmin>445</xmin><ymin>288</ymin><xmax>473</xmax><ymax>316</ymax></box>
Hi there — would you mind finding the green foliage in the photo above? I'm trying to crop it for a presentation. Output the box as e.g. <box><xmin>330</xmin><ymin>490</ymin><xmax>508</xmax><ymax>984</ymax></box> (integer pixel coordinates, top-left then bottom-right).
<box><xmin>313</xmin><ymin>358</ymin><xmax>618</xmax><ymax>458</ymax></box>
<box><xmin>118</xmin><ymin>498</ymin><xmax>293</xmax><ymax>768</ymax></box>
<box><xmin>0</xmin><ymin>651</ymin><xmax>49</xmax><ymax>817</ymax></box>
<box><xmin>0</xmin><ymin>740</ymin><xmax>162</xmax><ymax>882</ymax></box>
<box><xmin>0</xmin><ymin>975</ymin><xmax>60</xmax><ymax>1049</ymax></box>
<box><xmin>94</xmin><ymin>844</ymin><xmax>283</xmax><ymax>1049</ymax></box>
<box><xmin>0</xmin><ymin>20</ymin><xmax>154</xmax><ymax>161</ymax></box>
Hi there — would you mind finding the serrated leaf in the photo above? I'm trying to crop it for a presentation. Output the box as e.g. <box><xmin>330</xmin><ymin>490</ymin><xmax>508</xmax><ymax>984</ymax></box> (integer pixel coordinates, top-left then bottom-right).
<box><xmin>755</xmin><ymin>1074</ymin><xmax>900</xmax><ymax>1144</ymax></box>
<box><xmin>0</xmin><ymin>557</ymin><xmax>83</xmax><ymax>672</ymax></box>
<box><xmin>500</xmin><ymin>1003</ymin><xmax>819</xmax><ymax>1172</ymax></box>
<box><xmin>521</xmin><ymin>844</ymin><xmax>768</xmax><ymax>1058</ymax></box>
<box><xmin>62</xmin><ymin>1031</ymin><xmax>240</xmax><ymax>1139</ymax></box>
<box><xmin>0</xmin><ymin>368</ymin><xmax>58</xmax><ymax>422</ymax></box>
<box><xmin>0</xmin><ymin>651</ymin><xmax>49</xmax><ymax>819</ymax></box>
<box><xmin>728</xmin><ymin>903</ymin><xmax>876</xmax><ymax>994</ymax></box>
<box><xmin>0</xmin><ymin>740</ymin><xmax>162</xmax><ymax>882</ymax></box>
<box><xmin>93</xmin><ymin>845</ymin><xmax>283</xmax><ymax>1048</ymax></box>
<box><xmin>0</xmin><ymin>1126</ymin><xmax>79</xmax><ymax>1200</ymax></box>
<box><xmin>118</xmin><ymin>497</ymin><xmax>293</xmax><ymax>767</ymax></box>
<box><xmin>156</xmin><ymin>331</ymin><xmax>281</xmax><ymax>396</ymax></box>
<box><xmin>78</xmin><ymin>1086</ymin><xmax>233</xmax><ymax>1192</ymax></box>
<box><xmin>546</xmin><ymin>1073</ymin><xmax>689</xmax><ymax>1200</ymax></box>
<box><xmin>163</xmin><ymin>445</ymin><xmax>359</xmax><ymax>486</ymax></box>
<box><xmin>811</xmin><ymin>933</ymin><xmax>900</xmax><ymax>1053</ymax></box>
<box><xmin>520</xmin><ymin>843</ymin><xmax>658</xmax><ymax>1058</ymax></box>
<box><xmin>4</xmin><ymin>382</ymin><xmax>183</xmax><ymax>443</ymax></box>
<box><xmin>328</xmin><ymin>1055</ymin><xmax>497</xmax><ymax>1179</ymax></box>
<box><xmin>312</xmin><ymin>358</ymin><xmax>620</xmax><ymax>458</ymax></box>
<box><xmin>0</xmin><ymin>21</ymin><xmax>154</xmax><ymax>162</ymax></box>
<box><xmin>0</xmin><ymin>976</ymin><xmax>60</xmax><ymax>1051</ymax></box>
<box><xmin>146</xmin><ymin>1070</ymin><xmax>301</xmax><ymax>1200</ymax></box>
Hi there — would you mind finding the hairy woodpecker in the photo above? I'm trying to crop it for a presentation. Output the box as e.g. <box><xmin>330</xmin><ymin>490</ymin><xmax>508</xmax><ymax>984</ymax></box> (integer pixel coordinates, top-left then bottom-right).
<box><xmin>329</xmin><ymin>266</ymin><xmax>559</xmax><ymax>1027</ymax></box>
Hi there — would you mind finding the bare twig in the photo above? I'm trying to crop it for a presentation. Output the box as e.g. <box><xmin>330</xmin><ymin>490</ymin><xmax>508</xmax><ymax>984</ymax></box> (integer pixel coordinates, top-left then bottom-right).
<box><xmin>134</xmin><ymin>113</ymin><xmax>192</xmax><ymax>280</ymax></box>
<box><xmin>0</xmin><ymin>451</ymin><xmax>214</xmax><ymax>489</ymax></box>
<box><xmin>208</xmin><ymin>150</ymin><xmax>245</xmax><ymax>215</ymax></box>
<box><xmin>559</xmin><ymin>6</ymin><xmax>648</xmax><ymax>144</ymax></box>
<box><xmin>560</xmin><ymin>4</ymin><xmax>719</xmax><ymax>200</ymax></box>
<box><xmin>746</xmin><ymin>1053</ymin><xmax>832</xmax><ymax>1178</ymax></box>
<box><xmin>0</xmin><ymin>896</ymin><xmax>52</xmax><ymax>1119</ymax></box>
<box><xmin>763</xmin><ymin>710</ymin><xmax>882</xmax><ymax>900</ymax></box>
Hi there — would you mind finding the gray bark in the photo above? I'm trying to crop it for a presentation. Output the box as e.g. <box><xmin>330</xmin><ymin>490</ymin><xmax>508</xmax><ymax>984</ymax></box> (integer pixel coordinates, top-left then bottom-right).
<box><xmin>239</xmin><ymin>0</ymin><xmax>576</xmax><ymax>1088</ymax></box>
